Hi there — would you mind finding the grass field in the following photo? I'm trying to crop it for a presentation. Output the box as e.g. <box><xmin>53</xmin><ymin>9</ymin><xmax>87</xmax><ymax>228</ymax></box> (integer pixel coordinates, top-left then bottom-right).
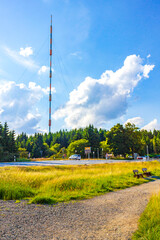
<box><xmin>132</xmin><ymin>192</ymin><xmax>160</xmax><ymax>240</ymax></box>
<box><xmin>0</xmin><ymin>161</ymin><xmax>160</xmax><ymax>204</ymax></box>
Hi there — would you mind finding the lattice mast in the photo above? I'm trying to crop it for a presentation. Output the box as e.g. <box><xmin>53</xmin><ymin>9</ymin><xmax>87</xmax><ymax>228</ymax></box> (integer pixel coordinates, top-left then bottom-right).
<box><xmin>49</xmin><ymin>15</ymin><xmax>52</xmax><ymax>133</ymax></box>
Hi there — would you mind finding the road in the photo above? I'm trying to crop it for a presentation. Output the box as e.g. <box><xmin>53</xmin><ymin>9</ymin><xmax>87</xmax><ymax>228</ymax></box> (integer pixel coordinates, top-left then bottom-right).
<box><xmin>0</xmin><ymin>159</ymin><xmax>151</xmax><ymax>167</ymax></box>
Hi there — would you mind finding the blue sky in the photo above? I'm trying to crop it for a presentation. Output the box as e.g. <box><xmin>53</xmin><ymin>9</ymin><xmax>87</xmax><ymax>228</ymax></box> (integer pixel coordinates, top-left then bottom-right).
<box><xmin>0</xmin><ymin>0</ymin><xmax>160</xmax><ymax>134</ymax></box>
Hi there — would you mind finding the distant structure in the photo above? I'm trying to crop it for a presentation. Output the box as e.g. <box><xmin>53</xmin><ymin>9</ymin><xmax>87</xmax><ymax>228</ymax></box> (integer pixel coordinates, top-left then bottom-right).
<box><xmin>49</xmin><ymin>15</ymin><xmax>52</xmax><ymax>133</ymax></box>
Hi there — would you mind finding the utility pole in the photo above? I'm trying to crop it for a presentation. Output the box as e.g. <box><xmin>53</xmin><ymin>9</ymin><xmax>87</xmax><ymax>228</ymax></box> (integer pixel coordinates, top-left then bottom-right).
<box><xmin>97</xmin><ymin>148</ymin><xmax>99</xmax><ymax>159</ymax></box>
<box><xmin>146</xmin><ymin>145</ymin><xmax>149</xmax><ymax>160</ymax></box>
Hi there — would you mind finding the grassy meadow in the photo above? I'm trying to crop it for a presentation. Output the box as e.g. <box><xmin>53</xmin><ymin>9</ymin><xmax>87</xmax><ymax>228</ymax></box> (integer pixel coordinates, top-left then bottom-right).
<box><xmin>132</xmin><ymin>192</ymin><xmax>160</xmax><ymax>240</ymax></box>
<box><xmin>0</xmin><ymin>161</ymin><xmax>160</xmax><ymax>204</ymax></box>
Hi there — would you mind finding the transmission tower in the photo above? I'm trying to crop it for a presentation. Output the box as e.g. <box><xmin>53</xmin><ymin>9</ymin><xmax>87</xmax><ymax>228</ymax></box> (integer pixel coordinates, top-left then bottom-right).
<box><xmin>49</xmin><ymin>15</ymin><xmax>52</xmax><ymax>133</ymax></box>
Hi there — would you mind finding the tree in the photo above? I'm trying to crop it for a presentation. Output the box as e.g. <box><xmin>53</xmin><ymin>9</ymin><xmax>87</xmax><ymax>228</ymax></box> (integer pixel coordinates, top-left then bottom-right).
<box><xmin>124</xmin><ymin>123</ymin><xmax>143</xmax><ymax>156</ymax></box>
<box><xmin>2</xmin><ymin>122</ymin><xmax>10</xmax><ymax>152</ymax></box>
<box><xmin>18</xmin><ymin>147</ymin><xmax>28</xmax><ymax>158</ymax></box>
<box><xmin>106</xmin><ymin>123</ymin><xmax>128</xmax><ymax>157</ymax></box>
<box><xmin>100</xmin><ymin>140</ymin><xmax>111</xmax><ymax>157</ymax></box>
<box><xmin>67</xmin><ymin>139</ymin><xmax>89</xmax><ymax>158</ymax></box>
<box><xmin>50</xmin><ymin>143</ymin><xmax>61</xmax><ymax>153</ymax></box>
<box><xmin>83</xmin><ymin>125</ymin><xmax>100</xmax><ymax>149</ymax></box>
<box><xmin>9</xmin><ymin>131</ymin><xmax>17</xmax><ymax>153</ymax></box>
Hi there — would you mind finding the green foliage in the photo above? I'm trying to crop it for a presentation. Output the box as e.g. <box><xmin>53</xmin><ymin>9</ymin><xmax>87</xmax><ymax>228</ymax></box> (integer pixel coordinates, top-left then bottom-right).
<box><xmin>100</xmin><ymin>140</ymin><xmax>111</xmax><ymax>157</ymax></box>
<box><xmin>67</xmin><ymin>139</ymin><xmax>89</xmax><ymax>157</ymax></box>
<box><xmin>106</xmin><ymin>123</ymin><xmax>145</xmax><ymax>157</ymax></box>
<box><xmin>50</xmin><ymin>147</ymin><xmax>67</xmax><ymax>159</ymax></box>
<box><xmin>18</xmin><ymin>147</ymin><xmax>28</xmax><ymax>158</ymax></box>
<box><xmin>17</xmin><ymin>158</ymin><xmax>31</xmax><ymax>162</ymax></box>
<box><xmin>106</xmin><ymin>123</ymin><xmax>128</xmax><ymax>156</ymax></box>
<box><xmin>14</xmin><ymin>123</ymin><xmax>160</xmax><ymax>159</ymax></box>
<box><xmin>0</xmin><ymin>122</ymin><xmax>18</xmax><ymax>162</ymax></box>
<box><xmin>31</xmin><ymin>196</ymin><xmax>57</xmax><ymax>204</ymax></box>
<box><xmin>50</xmin><ymin>143</ymin><xmax>61</xmax><ymax>153</ymax></box>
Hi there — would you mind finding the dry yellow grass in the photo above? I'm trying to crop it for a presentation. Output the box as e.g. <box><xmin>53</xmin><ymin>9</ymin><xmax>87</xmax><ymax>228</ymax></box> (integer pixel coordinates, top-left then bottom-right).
<box><xmin>0</xmin><ymin>161</ymin><xmax>160</xmax><ymax>204</ymax></box>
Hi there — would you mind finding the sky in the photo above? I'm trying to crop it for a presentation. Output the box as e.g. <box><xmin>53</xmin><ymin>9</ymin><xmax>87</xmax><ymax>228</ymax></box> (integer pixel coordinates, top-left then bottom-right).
<box><xmin>0</xmin><ymin>0</ymin><xmax>160</xmax><ymax>134</ymax></box>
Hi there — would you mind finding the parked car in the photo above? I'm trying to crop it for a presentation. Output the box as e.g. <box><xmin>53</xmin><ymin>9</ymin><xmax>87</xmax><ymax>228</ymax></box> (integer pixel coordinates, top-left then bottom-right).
<box><xmin>69</xmin><ymin>154</ymin><xmax>81</xmax><ymax>160</ymax></box>
<box><xmin>137</xmin><ymin>156</ymin><xmax>143</xmax><ymax>160</ymax></box>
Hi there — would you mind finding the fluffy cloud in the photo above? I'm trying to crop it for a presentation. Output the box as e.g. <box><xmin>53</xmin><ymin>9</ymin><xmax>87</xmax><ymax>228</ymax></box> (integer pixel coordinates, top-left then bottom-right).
<box><xmin>0</xmin><ymin>80</ymin><xmax>55</xmax><ymax>134</ymax></box>
<box><xmin>19</xmin><ymin>47</ymin><xmax>33</xmax><ymax>57</ymax></box>
<box><xmin>53</xmin><ymin>55</ymin><xmax>154</xmax><ymax>129</ymax></box>
<box><xmin>38</xmin><ymin>65</ymin><xmax>50</xmax><ymax>75</ymax></box>
<box><xmin>124</xmin><ymin>117</ymin><xmax>144</xmax><ymax>127</ymax></box>
<box><xmin>141</xmin><ymin>119</ymin><xmax>160</xmax><ymax>131</ymax></box>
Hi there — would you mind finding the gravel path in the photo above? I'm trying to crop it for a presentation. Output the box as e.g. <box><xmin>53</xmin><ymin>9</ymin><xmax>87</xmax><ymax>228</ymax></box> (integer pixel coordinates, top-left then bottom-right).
<box><xmin>0</xmin><ymin>180</ymin><xmax>160</xmax><ymax>240</ymax></box>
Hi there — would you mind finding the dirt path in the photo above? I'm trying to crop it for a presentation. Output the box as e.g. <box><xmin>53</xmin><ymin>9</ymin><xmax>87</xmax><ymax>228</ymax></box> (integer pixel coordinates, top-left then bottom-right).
<box><xmin>0</xmin><ymin>180</ymin><xmax>160</xmax><ymax>240</ymax></box>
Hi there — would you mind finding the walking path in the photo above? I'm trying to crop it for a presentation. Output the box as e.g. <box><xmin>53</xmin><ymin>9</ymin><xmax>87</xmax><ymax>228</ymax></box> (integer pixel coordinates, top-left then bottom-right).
<box><xmin>0</xmin><ymin>180</ymin><xmax>160</xmax><ymax>240</ymax></box>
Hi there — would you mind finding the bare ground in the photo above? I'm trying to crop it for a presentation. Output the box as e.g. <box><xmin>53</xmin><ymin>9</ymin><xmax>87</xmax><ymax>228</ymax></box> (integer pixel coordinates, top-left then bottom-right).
<box><xmin>0</xmin><ymin>179</ymin><xmax>160</xmax><ymax>240</ymax></box>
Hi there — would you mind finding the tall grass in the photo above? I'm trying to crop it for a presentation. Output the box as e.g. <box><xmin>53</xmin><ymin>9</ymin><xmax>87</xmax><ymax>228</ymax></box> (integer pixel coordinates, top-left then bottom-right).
<box><xmin>132</xmin><ymin>192</ymin><xmax>160</xmax><ymax>240</ymax></box>
<box><xmin>0</xmin><ymin>161</ymin><xmax>160</xmax><ymax>204</ymax></box>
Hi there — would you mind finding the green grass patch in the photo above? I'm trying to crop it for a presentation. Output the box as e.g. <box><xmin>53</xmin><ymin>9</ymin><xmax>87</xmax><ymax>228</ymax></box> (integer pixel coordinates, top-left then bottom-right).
<box><xmin>132</xmin><ymin>192</ymin><xmax>160</xmax><ymax>240</ymax></box>
<box><xmin>0</xmin><ymin>161</ymin><xmax>160</xmax><ymax>204</ymax></box>
<box><xmin>17</xmin><ymin>158</ymin><xmax>31</xmax><ymax>162</ymax></box>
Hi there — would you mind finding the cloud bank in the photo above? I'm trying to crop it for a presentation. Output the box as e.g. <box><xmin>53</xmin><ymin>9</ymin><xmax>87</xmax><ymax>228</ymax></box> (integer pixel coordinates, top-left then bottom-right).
<box><xmin>124</xmin><ymin>117</ymin><xmax>160</xmax><ymax>131</ymax></box>
<box><xmin>124</xmin><ymin>117</ymin><xmax>144</xmax><ymax>127</ymax></box>
<box><xmin>53</xmin><ymin>55</ymin><xmax>154</xmax><ymax>129</ymax></box>
<box><xmin>0</xmin><ymin>81</ymin><xmax>55</xmax><ymax>134</ymax></box>
<box><xmin>141</xmin><ymin>119</ymin><xmax>160</xmax><ymax>131</ymax></box>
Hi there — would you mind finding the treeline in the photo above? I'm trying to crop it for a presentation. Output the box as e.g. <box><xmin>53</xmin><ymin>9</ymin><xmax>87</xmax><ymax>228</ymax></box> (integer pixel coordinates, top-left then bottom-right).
<box><xmin>1</xmin><ymin>122</ymin><xmax>160</xmax><ymax>161</ymax></box>
<box><xmin>16</xmin><ymin>123</ymin><xmax>160</xmax><ymax>159</ymax></box>
<box><xmin>0</xmin><ymin>122</ymin><xmax>17</xmax><ymax>161</ymax></box>
<box><xmin>16</xmin><ymin>125</ymin><xmax>106</xmax><ymax>159</ymax></box>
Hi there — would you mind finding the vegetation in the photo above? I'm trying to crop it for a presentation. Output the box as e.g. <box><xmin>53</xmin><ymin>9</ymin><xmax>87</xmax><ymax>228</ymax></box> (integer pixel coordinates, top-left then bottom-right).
<box><xmin>0</xmin><ymin>122</ymin><xmax>18</xmax><ymax>162</ymax></box>
<box><xmin>15</xmin><ymin>123</ymin><xmax>160</xmax><ymax>159</ymax></box>
<box><xmin>16</xmin><ymin>125</ymin><xmax>105</xmax><ymax>159</ymax></box>
<box><xmin>1</xmin><ymin>121</ymin><xmax>160</xmax><ymax>161</ymax></box>
<box><xmin>0</xmin><ymin>161</ymin><xmax>160</xmax><ymax>204</ymax></box>
<box><xmin>132</xmin><ymin>192</ymin><xmax>160</xmax><ymax>240</ymax></box>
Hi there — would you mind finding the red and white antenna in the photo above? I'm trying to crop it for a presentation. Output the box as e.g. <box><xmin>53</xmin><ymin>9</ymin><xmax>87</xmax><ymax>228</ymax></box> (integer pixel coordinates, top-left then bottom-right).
<box><xmin>49</xmin><ymin>15</ymin><xmax>52</xmax><ymax>133</ymax></box>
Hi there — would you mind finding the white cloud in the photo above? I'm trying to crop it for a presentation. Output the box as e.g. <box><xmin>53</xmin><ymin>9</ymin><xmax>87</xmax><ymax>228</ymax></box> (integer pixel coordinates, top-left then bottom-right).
<box><xmin>70</xmin><ymin>51</ymin><xmax>82</xmax><ymax>60</ymax></box>
<box><xmin>38</xmin><ymin>65</ymin><xmax>50</xmax><ymax>75</ymax></box>
<box><xmin>0</xmin><ymin>80</ymin><xmax>55</xmax><ymax>133</ymax></box>
<box><xmin>4</xmin><ymin>46</ymin><xmax>38</xmax><ymax>70</ymax></box>
<box><xmin>19</xmin><ymin>47</ymin><xmax>33</xmax><ymax>57</ymax></box>
<box><xmin>141</xmin><ymin>119</ymin><xmax>160</xmax><ymax>131</ymax></box>
<box><xmin>124</xmin><ymin>117</ymin><xmax>144</xmax><ymax>127</ymax></box>
<box><xmin>53</xmin><ymin>55</ymin><xmax>154</xmax><ymax>129</ymax></box>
